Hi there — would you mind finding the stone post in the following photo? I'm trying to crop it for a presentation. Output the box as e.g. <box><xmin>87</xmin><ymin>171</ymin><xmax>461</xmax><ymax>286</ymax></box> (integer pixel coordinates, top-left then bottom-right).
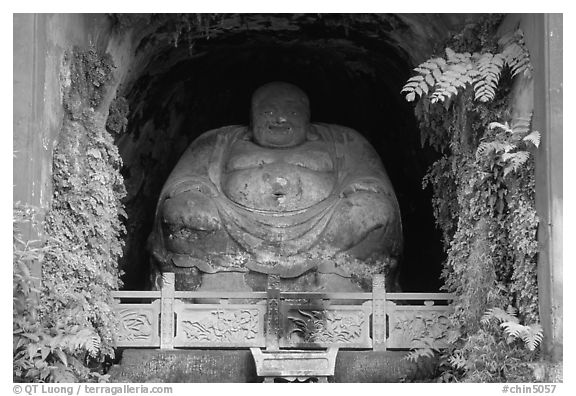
<box><xmin>372</xmin><ymin>274</ymin><xmax>387</xmax><ymax>351</ymax></box>
<box><xmin>160</xmin><ymin>272</ymin><xmax>175</xmax><ymax>349</ymax></box>
<box><xmin>266</xmin><ymin>274</ymin><xmax>281</xmax><ymax>350</ymax></box>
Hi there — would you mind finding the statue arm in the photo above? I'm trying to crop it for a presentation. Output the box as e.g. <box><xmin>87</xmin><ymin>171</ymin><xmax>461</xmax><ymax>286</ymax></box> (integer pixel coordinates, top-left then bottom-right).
<box><xmin>329</xmin><ymin>125</ymin><xmax>395</xmax><ymax>197</ymax></box>
<box><xmin>154</xmin><ymin>126</ymin><xmax>244</xmax><ymax>232</ymax></box>
<box><xmin>160</xmin><ymin>126</ymin><xmax>241</xmax><ymax>199</ymax></box>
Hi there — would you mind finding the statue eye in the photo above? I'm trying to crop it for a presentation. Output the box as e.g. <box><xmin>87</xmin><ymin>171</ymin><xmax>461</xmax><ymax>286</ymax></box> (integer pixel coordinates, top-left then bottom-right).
<box><xmin>264</xmin><ymin>111</ymin><xmax>273</xmax><ymax>116</ymax></box>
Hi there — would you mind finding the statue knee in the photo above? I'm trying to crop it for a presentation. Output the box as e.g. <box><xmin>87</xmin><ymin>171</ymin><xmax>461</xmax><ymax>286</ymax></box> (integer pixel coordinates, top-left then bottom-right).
<box><xmin>323</xmin><ymin>192</ymin><xmax>399</xmax><ymax>250</ymax></box>
<box><xmin>342</xmin><ymin>191</ymin><xmax>396</xmax><ymax>230</ymax></box>
<box><xmin>161</xmin><ymin>190</ymin><xmax>221</xmax><ymax>232</ymax></box>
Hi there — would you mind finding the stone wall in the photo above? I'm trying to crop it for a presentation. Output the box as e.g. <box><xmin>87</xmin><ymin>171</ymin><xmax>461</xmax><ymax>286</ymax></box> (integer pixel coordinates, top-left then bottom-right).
<box><xmin>108</xmin><ymin>349</ymin><xmax>436</xmax><ymax>383</ymax></box>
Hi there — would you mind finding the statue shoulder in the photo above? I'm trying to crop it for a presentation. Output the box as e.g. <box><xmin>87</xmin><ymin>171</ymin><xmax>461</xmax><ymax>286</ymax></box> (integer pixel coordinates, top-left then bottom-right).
<box><xmin>313</xmin><ymin>123</ymin><xmax>383</xmax><ymax>171</ymax></box>
<box><xmin>178</xmin><ymin>125</ymin><xmax>246</xmax><ymax>157</ymax></box>
<box><xmin>165</xmin><ymin>125</ymin><xmax>247</xmax><ymax>185</ymax></box>
<box><xmin>193</xmin><ymin>125</ymin><xmax>247</xmax><ymax>146</ymax></box>
<box><xmin>312</xmin><ymin>123</ymin><xmax>368</xmax><ymax>144</ymax></box>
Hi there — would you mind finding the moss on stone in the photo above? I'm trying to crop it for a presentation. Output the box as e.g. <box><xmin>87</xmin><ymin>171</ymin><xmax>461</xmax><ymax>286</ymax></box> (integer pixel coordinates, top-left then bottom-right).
<box><xmin>42</xmin><ymin>45</ymin><xmax>126</xmax><ymax>362</ymax></box>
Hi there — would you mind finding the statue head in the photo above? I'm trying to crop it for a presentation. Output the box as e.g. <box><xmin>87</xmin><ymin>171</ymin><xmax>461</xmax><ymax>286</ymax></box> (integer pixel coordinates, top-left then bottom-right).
<box><xmin>250</xmin><ymin>82</ymin><xmax>311</xmax><ymax>148</ymax></box>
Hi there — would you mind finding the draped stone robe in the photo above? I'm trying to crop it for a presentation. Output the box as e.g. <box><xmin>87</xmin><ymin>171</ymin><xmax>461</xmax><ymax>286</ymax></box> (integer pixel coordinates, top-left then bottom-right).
<box><xmin>148</xmin><ymin>123</ymin><xmax>402</xmax><ymax>279</ymax></box>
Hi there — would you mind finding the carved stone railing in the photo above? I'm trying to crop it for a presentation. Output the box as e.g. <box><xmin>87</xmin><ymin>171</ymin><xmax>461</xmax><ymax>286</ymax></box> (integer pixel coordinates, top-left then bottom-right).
<box><xmin>112</xmin><ymin>273</ymin><xmax>454</xmax><ymax>351</ymax></box>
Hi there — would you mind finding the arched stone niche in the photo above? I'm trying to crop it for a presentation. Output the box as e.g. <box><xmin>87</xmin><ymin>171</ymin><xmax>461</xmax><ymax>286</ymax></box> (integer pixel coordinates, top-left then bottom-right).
<box><xmin>112</xmin><ymin>14</ymin><xmax>482</xmax><ymax>291</ymax></box>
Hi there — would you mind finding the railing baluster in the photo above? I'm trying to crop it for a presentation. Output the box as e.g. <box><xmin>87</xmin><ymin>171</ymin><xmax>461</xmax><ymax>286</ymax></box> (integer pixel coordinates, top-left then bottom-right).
<box><xmin>372</xmin><ymin>274</ymin><xmax>387</xmax><ymax>351</ymax></box>
<box><xmin>112</xmin><ymin>274</ymin><xmax>454</xmax><ymax>351</ymax></box>
<box><xmin>265</xmin><ymin>274</ymin><xmax>280</xmax><ymax>351</ymax></box>
<box><xmin>160</xmin><ymin>272</ymin><xmax>175</xmax><ymax>349</ymax></box>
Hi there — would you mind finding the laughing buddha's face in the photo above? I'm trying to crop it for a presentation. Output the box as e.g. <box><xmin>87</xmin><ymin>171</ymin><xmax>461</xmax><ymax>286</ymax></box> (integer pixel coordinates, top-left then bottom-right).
<box><xmin>250</xmin><ymin>82</ymin><xmax>311</xmax><ymax>148</ymax></box>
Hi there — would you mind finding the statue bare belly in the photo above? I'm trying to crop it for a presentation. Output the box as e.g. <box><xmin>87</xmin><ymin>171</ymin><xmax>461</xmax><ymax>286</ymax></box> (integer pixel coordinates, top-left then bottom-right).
<box><xmin>223</xmin><ymin>163</ymin><xmax>336</xmax><ymax>211</ymax></box>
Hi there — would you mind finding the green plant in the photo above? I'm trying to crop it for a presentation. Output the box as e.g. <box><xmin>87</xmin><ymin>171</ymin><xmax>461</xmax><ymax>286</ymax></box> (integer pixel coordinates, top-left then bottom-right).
<box><xmin>106</xmin><ymin>96</ymin><xmax>129</xmax><ymax>136</ymax></box>
<box><xmin>404</xmin><ymin>306</ymin><xmax>542</xmax><ymax>383</ymax></box>
<box><xmin>13</xmin><ymin>204</ymin><xmax>109</xmax><ymax>383</ymax></box>
<box><xmin>40</xmin><ymin>46</ymin><xmax>126</xmax><ymax>372</ymax></box>
<box><xmin>401</xmin><ymin>29</ymin><xmax>532</xmax><ymax>104</ymax></box>
<box><xmin>401</xmin><ymin>16</ymin><xmax>541</xmax><ymax>382</ymax></box>
<box><xmin>481</xmin><ymin>307</ymin><xmax>543</xmax><ymax>351</ymax></box>
<box><xmin>446</xmin><ymin>306</ymin><xmax>541</xmax><ymax>382</ymax></box>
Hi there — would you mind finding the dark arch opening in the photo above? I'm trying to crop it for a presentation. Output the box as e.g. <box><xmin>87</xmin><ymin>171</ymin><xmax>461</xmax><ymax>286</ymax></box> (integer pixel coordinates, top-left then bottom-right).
<box><xmin>116</xmin><ymin>20</ymin><xmax>445</xmax><ymax>292</ymax></box>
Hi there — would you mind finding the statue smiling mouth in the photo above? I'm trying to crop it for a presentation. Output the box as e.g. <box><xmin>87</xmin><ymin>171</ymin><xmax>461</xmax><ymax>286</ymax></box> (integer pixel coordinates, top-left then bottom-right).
<box><xmin>268</xmin><ymin>125</ymin><xmax>292</xmax><ymax>135</ymax></box>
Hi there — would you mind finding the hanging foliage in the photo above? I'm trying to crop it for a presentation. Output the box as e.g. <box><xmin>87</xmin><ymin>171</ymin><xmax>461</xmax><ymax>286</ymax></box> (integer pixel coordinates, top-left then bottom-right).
<box><xmin>402</xmin><ymin>16</ymin><xmax>541</xmax><ymax>381</ymax></box>
<box><xmin>401</xmin><ymin>29</ymin><xmax>532</xmax><ymax>104</ymax></box>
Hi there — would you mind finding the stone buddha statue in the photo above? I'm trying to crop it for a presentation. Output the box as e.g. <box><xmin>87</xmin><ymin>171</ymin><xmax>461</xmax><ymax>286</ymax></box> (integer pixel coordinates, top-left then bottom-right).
<box><xmin>148</xmin><ymin>82</ymin><xmax>402</xmax><ymax>292</ymax></box>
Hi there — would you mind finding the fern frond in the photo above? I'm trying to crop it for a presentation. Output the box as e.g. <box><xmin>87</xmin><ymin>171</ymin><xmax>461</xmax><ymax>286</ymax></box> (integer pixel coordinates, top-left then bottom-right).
<box><xmin>500</xmin><ymin>321</ymin><xmax>543</xmax><ymax>351</ymax></box>
<box><xmin>401</xmin><ymin>76</ymin><xmax>426</xmax><ymax>102</ymax></box>
<box><xmin>449</xmin><ymin>352</ymin><xmax>469</xmax><ymax>371</ymax></box>
<box><xmin>405</xmin><ymin>92</ymin><xmax>416</xmax><ymax>102</ymax></box>
<box><xmin>402</xmin><ymin>57</ymin><xmax>450</xmax><ymax>102</ymax></box>
<box><xmin>403</xmin><ymin>347</ymin><xmax>436</xmax><ymax>363</ymax></box>
<box><xmin>501</xmin><ymin>321</ymin><xmax>525</xmax><ymax>338</ymax></box>
<box><xmin>502</xmin><ymin>151</ymin><xmax>530</xmax><ymax>176</ymax></box>
<box><xmin>473</xmin><ymin>52</ymin><xmax>504</xmax><ymax>102</ymax></box>
<box><xmin>522</xmin><ymin>131</ymin><xmax>541</xmax><ymax>148</ymax></box>
<box><xmin>481</xmin><ymin>307</ymin><xmax>519</xmax><ymax>325</ymax></box>
<box><xmin>402</xmin><ymin>50</ymin><xmax>478</xmax><ymax>104</ymax></box>
<box><xmin>476</xmin><ymin>54</ymin><xmax>503</xmax><ymax>84</ymax></box>
<box><xmin>430</xmin><ymin>65</ymin><xmax>470</xmax><ymax>103</ymax></box>
<box><xmin>476</xmin><ymin>141</ymin><xmax>515</xmax><ymax>159</ymax></box>
<box><xmin>401</xmin><ymin>75</ymin><xmax>425</xmax><ymax>92</ymax></box>
<box><xmin>61</xmin><ymin>328</ymin><xmax>101</xmax><ymax>357</ymax></box>
<box><xmin>521</xmin><ymin>324</ymin><xmax>543</xmax><ymax>351</ymax></box>
<box><xmin>476</xmin><ymin>142</ymin><xmax>492</xmax><ymax>159</ymax></box>
<box><xmin>414</xmin><ymin>61</ymin><xmax>441</xmax><ymax>88</ymax></box>
<box><xmin>488</xmin><ymin>121</ymin><xmax>512</xmax><ymax>133</ymax></box>
<box><xmin>499</xmin><ymin>29</ymin><xmax>532</xmax><ymax>77</ymax></box>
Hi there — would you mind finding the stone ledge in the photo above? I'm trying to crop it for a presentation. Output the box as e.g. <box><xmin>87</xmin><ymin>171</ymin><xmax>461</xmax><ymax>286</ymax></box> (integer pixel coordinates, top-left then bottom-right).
<box><xmin>108</xmin><ymin>349</ymin><xmax>436</xmax><ymax>383</ymax></box>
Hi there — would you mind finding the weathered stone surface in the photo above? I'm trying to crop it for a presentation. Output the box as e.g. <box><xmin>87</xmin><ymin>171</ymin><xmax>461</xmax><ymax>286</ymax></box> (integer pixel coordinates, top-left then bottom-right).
<box><xmin>109</xmin><ymin>349</ymin><xmax>258</xmax><ymax>383</ymax></box>
<box><xmin>148</xmin><ymin>82</ymin><xmax>403</xmax><ymax>292</ymax></box>
<box><xmin>334</xmin><ymin>351</ymin><xmax>436</xmax><ymax>383</ymax></box>
<box><xmin>108</xmin><ymin>349</ymin><xmax>436</xmax><ymax>383</ymax></box>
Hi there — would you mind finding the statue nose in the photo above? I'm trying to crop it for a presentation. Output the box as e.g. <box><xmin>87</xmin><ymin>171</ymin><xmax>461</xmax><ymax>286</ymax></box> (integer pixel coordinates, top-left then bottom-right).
<box><xmin>277</xmin><ymin>116</ymin><xmax>287</xmax><ymax>123</ymax></box>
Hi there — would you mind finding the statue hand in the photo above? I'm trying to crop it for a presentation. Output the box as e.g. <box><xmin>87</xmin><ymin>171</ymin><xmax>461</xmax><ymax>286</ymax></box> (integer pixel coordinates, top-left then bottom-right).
<box><xmin>162</xmin><ymin>191</ymin><xmax>221</xmax><ymax>231</ymax></box>
<box><xmin>170</xmin><ymin>181</ymin><xmax>218</xmax><ymax>198</ymax></box>
<box><xmin>341</xmin><ymin>181</ymin><xmax>384</xmax><ymax>197</ymax></box>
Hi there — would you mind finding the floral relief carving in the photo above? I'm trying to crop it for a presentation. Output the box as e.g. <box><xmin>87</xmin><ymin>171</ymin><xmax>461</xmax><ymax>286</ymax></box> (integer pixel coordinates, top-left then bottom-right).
<box><xmin>390</xmin><ymin>311</ymin><xmax>452</xmax><ymax>349</ymax></box>
<box><xmin>180</xmin><ymin>309</ymin><xmax>261</xmax><ymax>342</ymax></box>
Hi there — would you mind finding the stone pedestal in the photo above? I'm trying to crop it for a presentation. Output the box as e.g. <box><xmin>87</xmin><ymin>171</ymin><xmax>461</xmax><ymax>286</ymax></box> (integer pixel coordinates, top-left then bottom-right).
<box><xmin>108</xmin><ymin>349</ymin><xmax>437</xmax><ymax>383</ymax></box>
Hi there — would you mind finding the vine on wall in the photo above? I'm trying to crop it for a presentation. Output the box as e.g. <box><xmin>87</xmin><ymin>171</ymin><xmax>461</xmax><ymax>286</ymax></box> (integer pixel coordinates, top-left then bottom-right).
<box><xmin>402</xmin><ymin>17</ymin><xmax>542</xmax><ymax>381</ymax></box>
<box><xmin>38</xmin><ymin>46</ymin><xmax>126</xmax><ymax>377</ymax></box>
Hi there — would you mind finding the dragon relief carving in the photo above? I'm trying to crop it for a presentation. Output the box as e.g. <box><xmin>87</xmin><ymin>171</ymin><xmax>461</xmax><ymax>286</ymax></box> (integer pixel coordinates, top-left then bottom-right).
<box><xmin>117</xmin><ymin>310</ymin><xmax>154</xmax><ymax>341</ymax></box>
<box><xmin>286</xmin><ymin>309</ymin><xmax>366</xmax><ymax>344</ymax></box>
<box><xmin>181</xmin><ymin>309</ymin><xmax>261</xmax><ymax>342</ymax></box>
